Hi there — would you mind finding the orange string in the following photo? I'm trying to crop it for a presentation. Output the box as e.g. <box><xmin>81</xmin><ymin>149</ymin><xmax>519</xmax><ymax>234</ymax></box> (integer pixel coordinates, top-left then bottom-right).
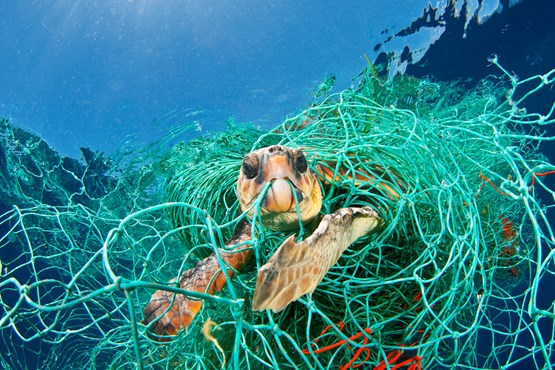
<box><xmin>351</xmin><ymin>347</ymin><xmax>372</xmax><ymax>368</ymax></box>
<box><xmin>309</xmin><ymin>328</ymin><xmax>372</xmax><ymax>355</ymax></box>
<box><xmin>413</xmin><ymin>291</ymin><xmax>422</xmax><ymax>302</ymax></box>
<box><xmin>373</xmin><ymin>350</ymin><xmax>422</xmax><ymax>370</ymax></box>
<box><xmin>478</xmin><ymin>173</ymin><xmax>510</xmax><ymax>197</ymax></box>
<box><xmin>340</xmin><ymin>336</ymin><xmax>371</xmax><ymax>370</ymax></box>
<box><xmin>302</xmin><ymin>323</ymin><xmax>370</xmax><ymax>355</ymax></box>
<box><xmin>499</xmin><ymin>216</ymin><xmax>517</xmax><ymax>240</ymax></box>
<box><xmin>476</xmin><ymin>171</ymin><xmax>555</xmax><ymax>201</ymax></box>
<box><xmin>303</xmin><ymin>324</ymin><xmax>424</xmax><ymax>370</ymax></box>
<box><xmin>530</xmin><ymin>170</ymin><xmax>555</xmax><ymax>187</ymax></box>
<box><xmin>534</xmin><ymin>170</ymin><xmax>555</xmax><ymax>177</ymax></box>
<box><xmin>302</xmin><ymin>324</ymin><xmax>373</xmax><ymax>369</ymax></box>
<box><xmin>407</xmin><ymin>356</ymin><xmax>422</xmax><ymax>370</ymax></box>
<box><xmin>302</xmin><ymin>321</ymin><xmax>346</xmax><ymax>355</ymax></box>
<box><xmin>390</xmin><ymin>356</ymin><xmax>422</xmax><ymax>370</ymax></box>
<box><xmin>374</xmin><ymin>350</ymin><xmax>403</xmax><ymax>370</ymax></box>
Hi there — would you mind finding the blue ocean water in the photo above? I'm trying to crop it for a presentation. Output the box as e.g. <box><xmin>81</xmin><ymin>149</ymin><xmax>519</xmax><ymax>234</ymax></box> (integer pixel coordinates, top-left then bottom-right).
<box><xmin>0</xmin><ymin>0</ymin><xmax>432</xmax><ymax>158</ymax></box>
<box><xmin>1</xmin><ymin>0</ymin><xmax>554</xmax><ymax>369</ymax></box>
<box><xmin>3</xmin><ymin>0</ymin><xmax>540</xmax><ymax>158</ymax></box>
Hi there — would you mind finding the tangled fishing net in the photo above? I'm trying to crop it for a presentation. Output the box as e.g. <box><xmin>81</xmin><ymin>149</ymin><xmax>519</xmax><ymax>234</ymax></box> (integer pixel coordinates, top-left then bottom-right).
<box><xmin>1</xmin><ymin>58</ymin><xmax>554</xmax><ymax>369</ymax></box>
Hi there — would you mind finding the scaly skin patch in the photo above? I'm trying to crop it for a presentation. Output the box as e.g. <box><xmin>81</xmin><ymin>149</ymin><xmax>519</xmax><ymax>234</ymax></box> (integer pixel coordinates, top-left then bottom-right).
<box><xmin>142</xmin><ymin>222</ymin><xmax>252</xmax><ymax>338</ymax></box>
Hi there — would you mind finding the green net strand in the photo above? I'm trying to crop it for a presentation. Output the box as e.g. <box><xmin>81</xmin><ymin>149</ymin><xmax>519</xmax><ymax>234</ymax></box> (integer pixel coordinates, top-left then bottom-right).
<box><xmin>1</xmin><ymin>60</ymin><xmax>555</xmax><ymax>369</ymax></box>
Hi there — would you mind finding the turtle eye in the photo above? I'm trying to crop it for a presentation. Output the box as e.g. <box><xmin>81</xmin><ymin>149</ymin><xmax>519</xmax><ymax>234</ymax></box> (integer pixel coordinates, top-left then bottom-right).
<box><xmin>295</xmin><ymin>153</ymin><xmax>308</xmax><ymax>173</ymax></box>
<box><xmin>242</xmin><ymin>156</ymin><xmax>259</xmax><ymax>180</ymax></box>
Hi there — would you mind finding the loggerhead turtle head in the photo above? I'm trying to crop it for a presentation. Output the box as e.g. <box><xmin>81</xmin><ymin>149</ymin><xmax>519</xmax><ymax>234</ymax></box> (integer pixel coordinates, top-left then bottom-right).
<box><xmin>237</xmin><ymin>145</ymin><xmax>322</xmax><ymax>230</ymax></box>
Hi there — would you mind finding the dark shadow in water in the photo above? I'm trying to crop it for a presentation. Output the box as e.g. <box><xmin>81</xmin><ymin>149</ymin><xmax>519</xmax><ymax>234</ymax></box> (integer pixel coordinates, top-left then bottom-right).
<box><xmin>395</xmin><ymin>0</ymin><xmax>555</xmax><ymax>367</ymax></box>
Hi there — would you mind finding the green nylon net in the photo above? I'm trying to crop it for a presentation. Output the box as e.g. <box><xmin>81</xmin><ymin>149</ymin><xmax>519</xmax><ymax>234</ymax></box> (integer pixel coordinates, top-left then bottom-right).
<box><xmin>1</xmin><ymin>59</ymin><xmax>554</xmax><ymax>369</ymax></box>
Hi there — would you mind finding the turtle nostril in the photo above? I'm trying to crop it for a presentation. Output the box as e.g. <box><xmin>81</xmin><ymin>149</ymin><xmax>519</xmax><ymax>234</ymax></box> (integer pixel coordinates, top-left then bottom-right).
<box><xmin>269</xmin><ymin>145</ymin><xmax>284</xmax><ymax>153</ymax></box>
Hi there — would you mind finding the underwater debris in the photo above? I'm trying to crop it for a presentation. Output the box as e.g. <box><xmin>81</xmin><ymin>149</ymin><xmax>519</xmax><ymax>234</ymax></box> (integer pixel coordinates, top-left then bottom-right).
<box><xmin>0</xmin><ymin>64</ymin><xmax>554</xmax><ymax>369</ymax></box>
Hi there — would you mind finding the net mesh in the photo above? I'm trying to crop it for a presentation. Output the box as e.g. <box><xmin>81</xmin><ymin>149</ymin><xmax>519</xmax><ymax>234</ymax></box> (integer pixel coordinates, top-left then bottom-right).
<box><xmin>1</xmin><ymin>59</ymin><xmax>554</xmax><ymax>369</ymax></box>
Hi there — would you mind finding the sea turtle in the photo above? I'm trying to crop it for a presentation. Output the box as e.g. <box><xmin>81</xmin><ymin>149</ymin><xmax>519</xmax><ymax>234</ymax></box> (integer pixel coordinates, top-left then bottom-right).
<box><xmin>142</xmin><ymin>144</ymin><xmax>398</xmax><ymax>337</ymax></box>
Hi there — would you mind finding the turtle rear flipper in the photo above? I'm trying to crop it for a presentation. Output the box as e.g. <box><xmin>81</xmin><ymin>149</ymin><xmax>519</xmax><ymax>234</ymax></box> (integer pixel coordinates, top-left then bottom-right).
<box><xmin>252</xmin><ymin>206</ymin><xmax>381</xmax><ymax>312</ymax></box>
<box><xmin>142</xmin><ymin>222</ymin><xmax>252</xmax><ymax>339</ymax></box>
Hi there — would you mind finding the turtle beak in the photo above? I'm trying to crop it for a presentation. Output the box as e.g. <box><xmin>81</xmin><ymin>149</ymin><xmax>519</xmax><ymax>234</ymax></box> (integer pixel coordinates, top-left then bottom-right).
<box><xmin>264</xmin><ymin>178</ymin><xmax>304</xmax><ymax>213</ymax></box>
<box><xmin>259</xmin><ymin>151</ymin><xmax>304</xmax><ymax>213</ymax></box>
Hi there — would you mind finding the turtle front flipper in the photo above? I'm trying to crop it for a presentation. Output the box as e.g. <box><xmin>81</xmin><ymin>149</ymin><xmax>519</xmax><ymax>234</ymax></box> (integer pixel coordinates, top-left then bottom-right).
<box><xmin>142</xmin><ymin>221</ymin><xmax>252</xmax><ymax>339</ymax></box>
<box><xmin>252</xmin><ymin>206</ymin><xmax>381</xmax><ymax>312</ymax></box>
